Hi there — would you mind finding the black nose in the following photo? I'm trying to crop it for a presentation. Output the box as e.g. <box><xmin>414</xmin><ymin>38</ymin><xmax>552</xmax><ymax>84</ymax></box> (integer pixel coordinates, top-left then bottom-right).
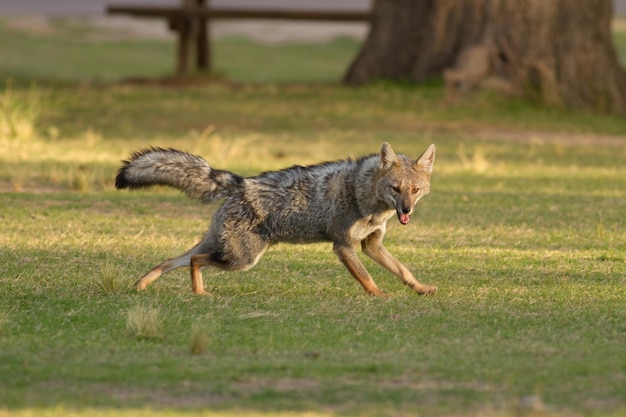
<box><xmin>402</xmin><ymin>207</ymin><xmax>411</xmax><ymax>214</ymax></box>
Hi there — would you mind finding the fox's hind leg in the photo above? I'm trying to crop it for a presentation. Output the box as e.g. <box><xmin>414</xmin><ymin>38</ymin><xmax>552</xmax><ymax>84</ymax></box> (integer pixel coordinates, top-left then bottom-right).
<box><xmin>135</xmin><ymin>246</ymin><xmax>200</xmax><ymax>292</ymax></box>
<box><xmin>189</xmin><ymin>241</ymin><xmax>268</xmax><ymax>294</ymax></box>
<box><xmin>136</xmin><ymin>231</ymin><xmax>268</xmax><ymax>295</ymax></box>
<box><xmin>185</xmin><ymin>211</ymin><xmax>271</xmax><ymax>294</ymax></box>
<box><xmin>136</xmin><ymin>201</ymin><xmax>270</xmax><ymax>294</ymax></box>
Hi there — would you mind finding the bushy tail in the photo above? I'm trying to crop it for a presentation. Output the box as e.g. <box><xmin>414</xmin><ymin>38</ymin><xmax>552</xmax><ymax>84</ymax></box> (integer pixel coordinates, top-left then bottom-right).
<box><xmin>115</xmin><ymin>147</ymin><xmax>243</xmax><ymax>203</ymax></box>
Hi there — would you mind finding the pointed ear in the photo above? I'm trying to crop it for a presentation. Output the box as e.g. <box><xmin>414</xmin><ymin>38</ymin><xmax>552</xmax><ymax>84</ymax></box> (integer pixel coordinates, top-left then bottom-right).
<box><xmin>415</xmin><ymin>144</ymin><xmax>435</xmax><ymax>175</ymax></box>
<box><xmin>379</xmin><ymin>142</ymin><xmax>398</xmax><ymax>169</ymax></box>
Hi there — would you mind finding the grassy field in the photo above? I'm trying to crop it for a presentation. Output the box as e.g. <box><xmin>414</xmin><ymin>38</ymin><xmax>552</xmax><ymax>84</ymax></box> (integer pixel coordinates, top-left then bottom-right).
<box><xmin>1</xmin><ymin>17</ymin><xmax>626</xmax><ymax>417</ymax></box>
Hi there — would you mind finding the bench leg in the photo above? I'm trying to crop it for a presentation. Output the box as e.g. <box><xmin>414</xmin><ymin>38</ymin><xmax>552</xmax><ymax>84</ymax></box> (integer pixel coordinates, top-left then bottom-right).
<box><xmin>196</xmin><ymin>17</ymin><xmax>210</xmax><ymax>71</ymax></box>
<box><xmin>195</xmin><ymin>0</ymin><xmax>210</xmax><ymax>71</ymax></box>
<box><xmin>175</xmin><ymin>17</ymin><xmax>191</xmax><ymax>77</ymax></box>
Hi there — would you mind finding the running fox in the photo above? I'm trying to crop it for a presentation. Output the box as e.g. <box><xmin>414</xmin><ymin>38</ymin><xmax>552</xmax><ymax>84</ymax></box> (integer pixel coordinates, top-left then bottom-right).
<box><xmin>115</xmin><ymin>142</ymin><xmax>436</xmax><ymax>296</ymax></box>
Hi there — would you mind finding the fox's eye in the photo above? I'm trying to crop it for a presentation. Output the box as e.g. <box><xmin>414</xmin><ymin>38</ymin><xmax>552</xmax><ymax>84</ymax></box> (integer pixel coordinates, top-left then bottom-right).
<box><xmin>412</xmin><ymin>187</ymin><xmax>419</xmax><ymax>194</ymax></box>
<box><xmin>391</xmin><ymin>186</ymin><xmax>401</xmax><ymax>193</ymax></box>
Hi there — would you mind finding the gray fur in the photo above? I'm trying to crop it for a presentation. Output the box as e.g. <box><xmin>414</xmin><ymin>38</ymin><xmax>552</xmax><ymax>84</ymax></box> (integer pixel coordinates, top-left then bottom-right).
<box><xmin>116</xmin><ymin>143</ymin><xmax>437</xmax><ymax>296</ymax></box>
<box><xmin>115</xmin><ymin>147</ymin><xmax>242</xmax><ymax>203</ymax></box>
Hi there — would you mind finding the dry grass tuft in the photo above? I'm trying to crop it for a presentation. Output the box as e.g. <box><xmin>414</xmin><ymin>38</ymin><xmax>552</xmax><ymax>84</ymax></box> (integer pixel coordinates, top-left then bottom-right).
<box><xmin>94</xmin><ymin>261</ymin><xmax>126</xmax><ymax>295</ymax></box>
<box><xmin>456</xmin><ymin>142</ymin><xmax>490</xmax><ymax>172</ymax></box>
<box><xmin>126</xmin><ymin>304</ymin><xmax>164</xmax><ymax>340</ymax></box>
<box><xmin>0</xmin><ymin>81</ymin><xmax>43</xmax><ymax>142</ymax></box>
<box><xmin>189</xmin><ymin>323</ymin><xmax>209</xmax><ymax>355</ymax></box>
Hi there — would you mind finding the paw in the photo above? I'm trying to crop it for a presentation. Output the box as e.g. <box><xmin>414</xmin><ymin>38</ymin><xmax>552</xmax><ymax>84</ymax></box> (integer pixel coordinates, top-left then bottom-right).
<box><xmin>415</xmin><ymin>285</ymin><xmax>437</xmax><ymax>295</ymax></box>
<box><xmin>367</xmin><ymin>288</ymin><xmax>388</xmax><ymax>297</ymax></box>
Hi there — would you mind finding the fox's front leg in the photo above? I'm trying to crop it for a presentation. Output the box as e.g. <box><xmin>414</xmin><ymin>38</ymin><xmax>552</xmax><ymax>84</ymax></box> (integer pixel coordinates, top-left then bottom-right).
<box><xmin>361</xmin><ymin>231</ymin><xmax>436</xmax><ymax>295</ymax></box>
<box><xmin>333</xmin><ymin>243</ymin><xmax>387</xmax><ymax>296</ymax></box>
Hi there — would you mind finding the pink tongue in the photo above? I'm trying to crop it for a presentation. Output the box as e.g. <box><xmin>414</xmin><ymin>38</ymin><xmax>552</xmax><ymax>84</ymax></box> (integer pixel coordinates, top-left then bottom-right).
<box><xmin>399</xmin><ymin>214</ymin><xmax>410</xmax><ymax>225</ymax></box>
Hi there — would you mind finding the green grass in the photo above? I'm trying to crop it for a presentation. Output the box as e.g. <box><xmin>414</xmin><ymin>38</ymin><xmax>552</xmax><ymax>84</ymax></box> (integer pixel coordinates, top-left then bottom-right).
<box><xmin>0</xmin><ymin>19</ymin><xmax>175</xmax><ymax>82</ymax></box>
<box><xmin>214</xmin><ymin>36</ymin><xmax>360</xmax><ymax>83</ymax></box>
<box><xmin>0</xmin><ymin>17</ymin><xmax>625</xmax><ymax>417</ymax></box>
<box><xmin>0</xmin><ymin>18</ymin><xmax>360</xmax><ymax>83</ymax></box>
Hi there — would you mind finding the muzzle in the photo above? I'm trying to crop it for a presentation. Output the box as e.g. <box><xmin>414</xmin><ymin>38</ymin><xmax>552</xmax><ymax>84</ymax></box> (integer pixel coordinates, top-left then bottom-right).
<box><xmin>397</xmin><ymin>206</ymin><xmax>412</xmax><ymax>225</ymax></box>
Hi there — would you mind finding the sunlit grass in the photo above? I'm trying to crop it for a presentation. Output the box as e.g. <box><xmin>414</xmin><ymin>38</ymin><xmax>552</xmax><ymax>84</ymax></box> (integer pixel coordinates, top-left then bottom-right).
<box><xmin>1</xmin><ymin>130</ymin><xmax>624</xmax><ymax>413</ymax></box>
<box><xmin>0</xmin><ymin>81</ymin><xmax>43</xmax><ymax>142</ymax></box>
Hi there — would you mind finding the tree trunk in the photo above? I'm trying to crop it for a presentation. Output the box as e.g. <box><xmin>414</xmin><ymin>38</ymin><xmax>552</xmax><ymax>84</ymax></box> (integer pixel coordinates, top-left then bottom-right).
<box><xmin>345</xmin><ymin>0</ymin><xmax>626</xmax><ymax>114</ymax></box>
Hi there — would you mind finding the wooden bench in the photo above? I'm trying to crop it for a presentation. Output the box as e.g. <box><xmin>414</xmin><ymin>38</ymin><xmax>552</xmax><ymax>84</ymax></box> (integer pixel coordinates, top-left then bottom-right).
<box><xmin>107</xmin><ymin>0</ymin><xmax>372</xmax><ymax>77</ymax></box>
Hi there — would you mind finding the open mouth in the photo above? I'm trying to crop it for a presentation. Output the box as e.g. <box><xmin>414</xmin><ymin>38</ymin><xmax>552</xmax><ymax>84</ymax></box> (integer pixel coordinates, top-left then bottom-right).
<box><xmin>398</xmin><ymin>212</ymin><xmax>411</xmax><ymax>225</ymax></box>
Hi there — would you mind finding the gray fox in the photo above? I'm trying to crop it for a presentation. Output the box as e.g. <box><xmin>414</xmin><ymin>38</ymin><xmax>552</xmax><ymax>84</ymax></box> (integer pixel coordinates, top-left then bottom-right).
<box><xmin>115</xmin><ymin>142</ymin><xmax>436</xmax><ymax>296</ymax></box>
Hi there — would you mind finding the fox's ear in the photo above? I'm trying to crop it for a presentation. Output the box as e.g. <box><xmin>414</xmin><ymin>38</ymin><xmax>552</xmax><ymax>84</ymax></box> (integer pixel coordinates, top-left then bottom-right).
<box><xmin>379</xmin><ymin>142</ymin><xmax>398</xmax><ymax>169</ymax></box>
<box><xmin>415</xmin><ymin>144</ymin><xmax>435</xmax><ymax>175</ymax></box>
